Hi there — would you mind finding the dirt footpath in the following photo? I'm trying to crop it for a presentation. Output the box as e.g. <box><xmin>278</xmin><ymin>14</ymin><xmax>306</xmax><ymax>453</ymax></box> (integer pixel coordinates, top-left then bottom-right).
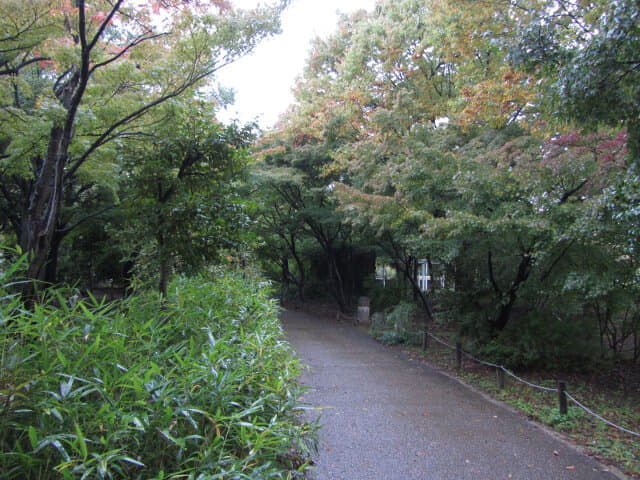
<box><xmin>281</xmin><ymin>309</ymin><xmax>624</xmax><ymax>480</ymax></box>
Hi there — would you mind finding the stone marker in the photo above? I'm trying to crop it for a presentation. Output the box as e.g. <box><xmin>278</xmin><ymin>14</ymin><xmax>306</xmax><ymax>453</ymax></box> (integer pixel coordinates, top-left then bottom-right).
<box><xmin>357</xmin><ymin>296</ymin><xmax>370</xmax><ymax>325</ymax></box>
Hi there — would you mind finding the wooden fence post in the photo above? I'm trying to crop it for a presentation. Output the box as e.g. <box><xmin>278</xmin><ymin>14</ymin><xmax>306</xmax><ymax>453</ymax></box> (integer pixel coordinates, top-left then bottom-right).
<box><xmin>496</xmin><ymin>358</ymin><xmax>505</xmax><ymax>389</ymax></box>
<box><xmin>558</xmin><ymin>380</ymin><xmax>568</xmax><ymax>415</ymax></box>
<box><xmin>456</xmin><ymin>341</ymin><xmax>462</xmax><ymax>369</ymax></box>
<box><xmin>422</xmin><ymin>329</ymin><xmax>428</xmax><ymax>351</ymax></box>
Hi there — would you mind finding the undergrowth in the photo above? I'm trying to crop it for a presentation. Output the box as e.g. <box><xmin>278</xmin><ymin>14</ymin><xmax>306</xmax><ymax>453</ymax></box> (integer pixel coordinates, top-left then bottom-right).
<box><xmin>0</xmin><ymin>262</ymin><xmax>316</xmax><ymax>479</ymax></box>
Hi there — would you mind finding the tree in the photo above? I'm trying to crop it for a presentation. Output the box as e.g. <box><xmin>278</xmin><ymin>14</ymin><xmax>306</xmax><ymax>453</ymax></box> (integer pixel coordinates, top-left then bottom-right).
<box><xmin>252</xmin><ymin>137</ymin><xmax>358</xmax><ymax>311</ymax></box>
<box><xmin>250</xmin><ymin>166</ymin><xmax>310</xmax><ymax>300</ymax></box>
<box><xmin>254</xmin><ymin>0</ymin><xmax>636</xmax><ymax>365</ymax></box>
<box><xmin>0</xmin><ymin>0</ymin><xmax>288</xmax><ymax>297</ymax></box>
<box><xmin>119</xmin><ymin>99</ymin><xmax>252</xmax><ymax>297</ymax></box>
<box><xmin>509</xmin><ymin>0</ymin><xmax>640</xmax><ymax>161</ymax></box>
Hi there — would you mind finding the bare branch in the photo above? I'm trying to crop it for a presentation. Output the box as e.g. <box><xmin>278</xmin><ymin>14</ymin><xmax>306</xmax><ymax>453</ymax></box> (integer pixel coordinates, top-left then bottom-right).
<box><xmin>65</xmin><ymin>55</ymin><xmax>236</xmax><ymax>180</ymax></box>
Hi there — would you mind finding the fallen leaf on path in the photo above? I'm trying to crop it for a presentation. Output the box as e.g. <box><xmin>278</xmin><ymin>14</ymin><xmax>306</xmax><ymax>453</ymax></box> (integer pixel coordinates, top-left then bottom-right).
<box><xmin>422</xmin><ymin>410</ymin><xmax>429</xmax><ymax>416</ymax></box>
<box><xmin>415</xmin><ymin>451</ymin><xmax>425</xmax><ymax>456</ymax></box>
<box><xmin>565</xmin><ymin>466</ymin><xmax>575</xmax><ymax>470</ymax></box>
<box><xmin>553</xmin><ymin>450</ymin><xmax>560</xmax><ymax>456</ymax></box>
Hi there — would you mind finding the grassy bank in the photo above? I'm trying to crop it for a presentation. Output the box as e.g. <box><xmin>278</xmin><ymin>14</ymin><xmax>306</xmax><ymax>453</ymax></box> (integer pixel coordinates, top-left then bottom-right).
<box><xmin>0</xmin><ymin>270</ymin><xmax>315</xmax><ymax>479</ymax></box>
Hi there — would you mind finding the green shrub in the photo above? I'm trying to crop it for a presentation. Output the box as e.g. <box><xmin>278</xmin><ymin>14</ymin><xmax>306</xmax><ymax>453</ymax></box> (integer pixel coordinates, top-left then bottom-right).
<box><xmin>370</xmin><ymin>301</ymin><xmax>421</xmax><ymax>346</ymax></box>
<box><xmin>0</xmin><ymin>268</ymin><xmax>315</xmax><ymax>479</ymax></box>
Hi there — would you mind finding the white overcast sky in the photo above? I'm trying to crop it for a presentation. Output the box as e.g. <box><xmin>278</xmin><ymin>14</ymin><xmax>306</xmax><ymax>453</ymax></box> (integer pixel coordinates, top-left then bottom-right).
<box><xmin>215</xmin><ymin>0</ymin><xmax>377</xmax><ymax>129</ymax></box>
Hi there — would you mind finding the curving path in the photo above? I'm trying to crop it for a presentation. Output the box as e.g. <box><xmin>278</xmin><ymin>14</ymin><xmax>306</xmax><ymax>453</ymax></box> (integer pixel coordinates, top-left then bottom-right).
<box><xmin>281</xmin><ymin>309</ymin><xmax>624</xmax><ymax>480</ymax></box>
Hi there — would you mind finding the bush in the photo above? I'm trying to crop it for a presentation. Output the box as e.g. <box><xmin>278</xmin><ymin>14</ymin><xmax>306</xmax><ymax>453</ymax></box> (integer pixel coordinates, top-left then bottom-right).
<box><xmin>0</xmin><ymin>268</ymin><xmax>315</xmax><ymax>479</ymax></box>
<box><xmin>370</xmin><ymin>301</ymin><xmax>421</xmax><ymax>346</ymax></box>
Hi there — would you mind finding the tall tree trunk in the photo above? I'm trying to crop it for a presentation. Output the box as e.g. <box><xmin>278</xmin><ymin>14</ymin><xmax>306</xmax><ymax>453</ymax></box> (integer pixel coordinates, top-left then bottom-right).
<box><xmin>381</xmin><ymin>235</ymin><xmax>434</xmax><ymax>322</ymax></box>
<box><xmin>19</xmin><ymin>42</ymin><xmax>84</xmax><ymax>299</ymax></box>
<box><xmin>488</xmin><ymin>250</ymin><xmax>533</xmax><ymax>334</ymax></box>
<box><xmin>19</xmin><ymin>125</ymin><xmax>67</xmax><ymax>298</ymax></box>
<box><xmin>159</xmin><ymin>257</ymin><xmax>169</xmax><ymax>298</ymax></box>
<box><xmin>402</xmin><ymin>260</ymin><xmax>434</xmax><ymax>323</ymax></box>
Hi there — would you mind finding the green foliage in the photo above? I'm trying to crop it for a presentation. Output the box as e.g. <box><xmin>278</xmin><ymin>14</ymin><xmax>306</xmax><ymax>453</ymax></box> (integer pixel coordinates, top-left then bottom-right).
<box><xmin>510</xmin><ymin>0</ymin><xmax>640</xmax><ymax>161</ymax></box>
<box><xmin>370</xmin><ymin>301</ymin><xmax>421</xmax><ymax>346</ymax></box>
<box><xmin>119</xmin><ymin>100</ymin><xmax>254</xmax><ymax>294</ymax></box>
<box><xmin>251</xmin><ymin>0</ymin><xmax>640</xmax><ymax>370</ymax></box>
<box><xmin>251</xmin><ymin>131</ymin><xmax>367</xmax><ymax>309</ymax></box>
<box><xmin>0</xmin><ymin>269</ymin><xmax>316</xmax><ymax>479</ymax></box>
<box><xmin>56</xmin><ymin>199</ymin><xmax>132</xmax><ymax>288</ymax></box>
<box><xmin>0</xmin><ymin>0</ymin><xmax>289</xmax><ymax>289</ymax></box>
<box><xmin>468</xmin><ymin>313</ymin><xmax>598</xmax><ymax>370</ymax></box>
<box><xmin>363</xmin><ymin>275</ymin><xmax>407</xmax><ymax>313</ymax></box>
<box><xmin>547</xmin><ymin>408</ymin><xmax>584</xmax><ymax>432</ymax></box>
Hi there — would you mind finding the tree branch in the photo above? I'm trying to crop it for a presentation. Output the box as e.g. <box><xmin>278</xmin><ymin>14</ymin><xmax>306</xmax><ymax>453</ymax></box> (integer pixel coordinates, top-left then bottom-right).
<box><xmin>559</xmin><ymin>178</ymin><xmax>588</xmax><ymax>204</ymax></box>
<box><xmin>56</xmin><ymin>204</ymin><xmax>116</xmax><ymax>236</ymax></box>
<box><xmin>89</xmin><ymin>32</ymin><xmax>168</xmax><ymax>75</ymax></box>
<box><xmin>539</xmin><ymin>239</ymin><xmax>575</xmax><ymax>284</ymax></box>
<box><xmin>0</xmin><ymin>56</ymin><xmax>51</xmax><ymax>76</ymax></box>
<box><xmin>87</xmin><ymin>0</ymin><xmax>125</xmax><ymax>52</ymax></box>
<box><xmin>65</xmin><ymin>60</ymin><xmax>232</xmax><ymax>180</ymax></box>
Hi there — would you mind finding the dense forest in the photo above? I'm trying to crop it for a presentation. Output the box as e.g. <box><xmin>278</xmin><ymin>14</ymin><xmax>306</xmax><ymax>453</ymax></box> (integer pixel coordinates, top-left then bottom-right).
<box><xmin>0</xmin><ymin>0</ymin><xmax>639</xmax><ymax>477</ymax></box>
<box><xmin>253</xmin><ymin>0</ymin><xmax>640</xmax><ymax>370</ymax></box>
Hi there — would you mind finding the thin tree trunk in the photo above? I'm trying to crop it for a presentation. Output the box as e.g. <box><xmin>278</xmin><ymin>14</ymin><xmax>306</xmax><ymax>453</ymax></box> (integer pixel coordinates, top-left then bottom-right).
<box><xmin>159</xmin><ymin>257</ymin><xmax>169</xmax><ymax>298</ymax></box>
<box><xmin>488</xmin><ymin>250</ymin><xmax>533</xmax><ymax>334</ymax></box>
<box><xmin>281</xmin><ymin>255</ymin><xmax>290</xmax><ymax>300</ymax></box>
<box><xmin>328</xmin><ymin>249</ymin><xmax>347</xmax><ymax>312</ymax></box>
<box><xmin>289</xmin><ymin>235</ymin><xmax>306</xmax><ymax>301</ymax></box>
<box><xmin>158</xmin><ymin>232</ymin><xmax>169</xmax><ymax>298</ymax></box>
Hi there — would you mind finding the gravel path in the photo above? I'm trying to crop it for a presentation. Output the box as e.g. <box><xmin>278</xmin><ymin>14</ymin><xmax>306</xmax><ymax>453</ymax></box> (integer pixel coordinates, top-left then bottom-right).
<box><xmin>281</xmin><ymin>309</ymin><xmax>624</xmax><ymax>480</ymax></box>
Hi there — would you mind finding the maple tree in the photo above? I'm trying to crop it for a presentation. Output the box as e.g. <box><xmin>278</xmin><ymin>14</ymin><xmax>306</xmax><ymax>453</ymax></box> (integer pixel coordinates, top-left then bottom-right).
<box><xmin>0</xmin><ymin>0</ymin><xmax>288</xmax><ymax>296</ymax></box>
<box><xmin>252</xmin><ymin>129</ymin><xmax>362</xmax><ymax>312</ymax></box>
<box><xmin>509</xmin><ymin>0</ymin><xmax>640</xmax><ymax>160</ymax></box>
<box><xmin>252</xmin><ymin>0</ymin><xmax>639</xmax><ymax>365</ymax></box>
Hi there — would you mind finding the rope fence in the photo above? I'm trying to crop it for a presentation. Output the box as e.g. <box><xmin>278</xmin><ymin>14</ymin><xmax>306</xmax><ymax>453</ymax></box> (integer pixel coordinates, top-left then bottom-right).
<box><xmin>501</xmin><ymin>367</ymin><xmax>559</xmax><ymax>393</ymax></box>
<box><xmin>422</xmin><ymin>329</ymin><xmax>640</xmax><ymax>438</ymax></box>
<box><xmin>565</xmin><ymin>393</ymin><xmax>640</xmax><ymax>438</ymax></box>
